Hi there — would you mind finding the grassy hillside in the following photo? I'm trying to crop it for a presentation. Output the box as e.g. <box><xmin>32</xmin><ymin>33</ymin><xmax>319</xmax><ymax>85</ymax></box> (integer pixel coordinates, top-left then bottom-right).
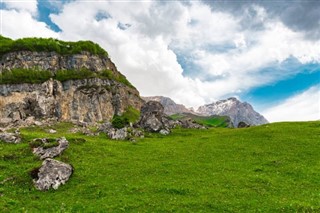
<box><xmin>170</xmin><ymin>113</ymin><xmax>231</xmax><ymax>127</ymax></box>
<box><xmin>1</xmin><ymin>121</ymin><xmax>319</xmax><ymax>212</ymax></box>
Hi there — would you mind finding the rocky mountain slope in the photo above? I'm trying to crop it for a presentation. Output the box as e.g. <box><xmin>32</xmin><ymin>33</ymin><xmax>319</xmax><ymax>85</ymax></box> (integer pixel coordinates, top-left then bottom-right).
<box><xmin>0</xmin><ymin>36</ymin><xmax>143</xmax><ymax>126</ymax></box>
<box><xmin>197</xmin><ymin>97</ymin><xmax>268</xmax><ymax>127</ymax></box>
<box><xmin>142</xmin><ymin>96</ymin><xmax>192</xmax><ymax>115</ymax></box>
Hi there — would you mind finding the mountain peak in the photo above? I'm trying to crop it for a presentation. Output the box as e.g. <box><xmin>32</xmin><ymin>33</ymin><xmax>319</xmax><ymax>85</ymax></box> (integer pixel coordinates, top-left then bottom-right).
<box><xmin>197</xmin><ymin>98</ymin><xmax>268</xmax><ymax>127</ymax></box>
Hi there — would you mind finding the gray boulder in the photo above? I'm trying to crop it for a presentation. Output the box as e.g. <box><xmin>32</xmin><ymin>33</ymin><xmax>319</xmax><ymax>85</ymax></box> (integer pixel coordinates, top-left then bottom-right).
<box><xmin>0</xmin><ymin>132</ymin><xmax>21</xmax><ymax>143</ymax></box>
<box><xmin>33</xmin><ymin>158</ymin><xmax>73</xmax><ymax>191</ymax></box>
<box><xmin>33</xmin><ymin>137</ymin><xmax>69</xmax><ymax>160</ymax></box>
<box><xmin>238</xmin><ymin>121</ymin><xmax>250</xmax><ymax>128</ymax></box>
<box><xmin>138</xmin><ymin>101</ymin><xmax>169</xmax><ymax>132</ymax></box>
<box><xmin>107</xmin><ymin>128</ymin><xmax>128</xmax><ymax>140</ymax></box>
<box><xmin>180</xmin><ymin>118</ymin><xmax>206</xmax><ymax>129</ymax></box>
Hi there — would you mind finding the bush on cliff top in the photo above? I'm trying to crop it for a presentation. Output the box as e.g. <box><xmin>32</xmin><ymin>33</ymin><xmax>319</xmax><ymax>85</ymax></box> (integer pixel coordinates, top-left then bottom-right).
<box><xmin>0</xmin><ymin>68</ymin><xmax>134</xmax><ymax>88</ymax></box>
<box><xmin>0</xmin><ymin>35</ymin><xmax>108</xmax><ymax>57</ymax></box>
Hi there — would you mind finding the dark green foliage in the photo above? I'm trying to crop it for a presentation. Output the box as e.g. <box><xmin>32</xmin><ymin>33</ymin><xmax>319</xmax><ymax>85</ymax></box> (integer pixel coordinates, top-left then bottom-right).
<box><xmin>0</xmin><ymin>69</ymin><xmax>52</xmax><ymax>84</ymax></box>
<box><xmin>100</xmin><ymin>70</ymin><xmax>134</xmax><ymax>88</ymax></box>
<box><xmin>0</xmin><ymin>35</ymin><xmax>108</xmax><ymax>57</ymax></box>
<box><xmin>55</xmin><ymin>69</ymin><xmax>96</xmax><ymax>82</ymax></box>
<box><xmin>0</xmin><ymin>68</ymin><xmax>134</xmax><ymax>87</ymax></box>
<box><xmin>122</xmin><ymin>106</ymin><xmax>140</xmax><ymax>124</ymax></box>
<box><xmin>111</xmin><ymin>115</ymin><xmax>129</xmax><ymax>129</ymax></box>
<box><xmin>111</xmin><ymin>106</ymin><xmax>140</xmax><ymax>128</ymax></box>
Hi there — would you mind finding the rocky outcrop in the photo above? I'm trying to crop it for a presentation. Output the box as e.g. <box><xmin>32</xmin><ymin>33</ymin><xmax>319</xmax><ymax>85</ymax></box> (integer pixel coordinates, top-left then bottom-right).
<box><xmin>33</xmin><ymin>158</ymin><xmax>73</xmax><ymax>191</ymax></box>
<box><xmin>138</xmin><ymin>101</ymin><xmax>170</xmax><ymax>132</ymax></box>
<box><xmin>98</xmin><ymin>122</ymin><xmax>144</xmax><ymax>141</ymax></box>
<box><xmin>33</xmin><ymin>137</ymin><xmax>69</xmax><ymax>160</ymax></box>
<box><xmin>0</xmin><ymin>50</ymin><xmax>143</xmax><ymax>124</ymax></box>
<box><xmin>197</xmin><ymin>97</ymin><xmax>268</xmax><ymax>127</ymax></box>
<box><xmin>142</xmin><ymin>96</ymin><xmax>192</xmax><ymax>115</ymax></box>
<box><xmin>0</xmin><ymin>78</ymin><xmax>142</xmax><ymax>124</ymax></box>
<box><xmin>0</xmin><ymin>51</ymin><xmax>117</xmax><ymax>73</ymax></box>
<box><xmin>0</xmin><ymin>132</ymin><xmax>21</xmax><ymax>143</ymax></box>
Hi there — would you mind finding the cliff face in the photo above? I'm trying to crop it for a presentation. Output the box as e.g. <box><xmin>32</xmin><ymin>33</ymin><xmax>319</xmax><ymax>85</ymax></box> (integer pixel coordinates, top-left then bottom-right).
<box><xmin>0</xmin><ymin>51</ymin><xmax>117</xmax><ymax>73</ymax></box>
<box><xmin>0</xmin><ymin>50</ymin><xmax>143</xmax><ymax>125</ymax></box>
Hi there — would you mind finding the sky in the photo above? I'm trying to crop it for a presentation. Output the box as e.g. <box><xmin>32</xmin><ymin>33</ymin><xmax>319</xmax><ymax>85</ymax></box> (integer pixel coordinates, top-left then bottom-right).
<box><xmin>0</xmin><ymin>0</ymin><xmax>319</xmax><ymax>122</ymax></box>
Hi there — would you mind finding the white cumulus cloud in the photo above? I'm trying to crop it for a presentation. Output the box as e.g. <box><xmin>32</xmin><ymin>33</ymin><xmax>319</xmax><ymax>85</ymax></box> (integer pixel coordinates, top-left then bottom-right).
<box><xmin>1</xmin><ymin>0</ymin><xmax>319</xmax><ymax>121</ymax></box>
<box><xmin>263</xmin><ymin>85</ymin><xmax>320</xmax><ymax>122</ymax></box>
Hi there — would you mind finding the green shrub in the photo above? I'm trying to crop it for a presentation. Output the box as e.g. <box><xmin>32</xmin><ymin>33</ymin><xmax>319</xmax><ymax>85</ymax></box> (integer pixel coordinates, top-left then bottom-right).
<box><xmin>122</xmin><ymin>106</ymin><xmax>140</xmax><ymax>124</ymax></box>
<box><xmin>0</xmin><ymin>69</ymin><xmax>52</xmax><ymax>84</ymax></box>
<box><xmin>0</xmin><ymin>35</ymin><xmax>108</xmax><ymax>57</ymax></box>
<box><xmin>112</xmin><ymin>115</ymin><xmax>129</xmax><ymax>129</ymax></box>
<box><xmin>55</xmin><ymin>69</ymin><xmax>96</xmax><ymax>82</ymax></box>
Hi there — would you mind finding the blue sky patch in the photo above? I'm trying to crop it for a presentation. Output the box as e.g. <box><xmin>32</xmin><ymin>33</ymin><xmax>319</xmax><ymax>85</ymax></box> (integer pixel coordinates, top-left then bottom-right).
<box><xmin>243</xmin><ymin>62</ymin><xmax>320</xmax><ymax>111</ymax></box>
<box><xmin>37</xmin><ymin>1</ymin><xmax>62</xmax><ymax>32</ymax></box>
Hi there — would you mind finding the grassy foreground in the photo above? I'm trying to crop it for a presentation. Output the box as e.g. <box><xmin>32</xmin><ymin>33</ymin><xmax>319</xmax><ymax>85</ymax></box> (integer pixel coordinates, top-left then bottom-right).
<box><xmin>0</xmin><ymin>121</ymin><xmax>319</xmax><ymax>212</ymax></box>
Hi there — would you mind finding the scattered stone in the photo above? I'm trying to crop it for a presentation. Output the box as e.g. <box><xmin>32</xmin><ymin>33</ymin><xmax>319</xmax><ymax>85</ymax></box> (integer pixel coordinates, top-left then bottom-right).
<box><xmin>107</xmin><ymin>128</ymin><xmax>128</xmax><ymax>140</ymax></box>
<box><xmin>33</xmin><ymin>158</ymin><xmax>73</xmax><ymax>191</ymax></box>
<box><xmin>34</xmin><ymin>121</ymin><xmax>43</xmax><ymax>126</ymax></box>
<box><xmin>238</xmin><ymin>121</ymin><xmax>250</xmax><ymax>128</ymax></box>
<box><xmin>0</xmin><ymin>118</ymin><xmax>13</xmax><ymax>128</ymax></box>
<box><xmin>180</xmin><ymin>118</ymin><xmax>206</xmax><ymax>129</ymax></box>
<box><xmin>0</xmin><ymin>132</ymin><xmax>21</xmax><ymax>143</ymax></box>
<box><xmin>48</xmin><ymin>129</ymin><xmax>57</xmax><ymax>134</ymax></box>
<box><xmin>33</xmin><ymin>137</ymin><xmax>69</xmax><ymax>160</ymax></box>
<box><xmin>97</xmin><ymin>122</ymin><xmax>113</xmax><ymax>133</ymax></box>
<box><xmin>159</xmin><ymin>129</ymin><xmax>170</xmax><ymax>135</ymax></box>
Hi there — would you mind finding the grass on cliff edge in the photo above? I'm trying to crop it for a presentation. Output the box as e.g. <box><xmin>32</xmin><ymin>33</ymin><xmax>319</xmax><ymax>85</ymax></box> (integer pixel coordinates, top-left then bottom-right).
<box><xmin>0</xmin><ymin>121</ymin><xmax>319</xmax><ymax>212</ymax></box>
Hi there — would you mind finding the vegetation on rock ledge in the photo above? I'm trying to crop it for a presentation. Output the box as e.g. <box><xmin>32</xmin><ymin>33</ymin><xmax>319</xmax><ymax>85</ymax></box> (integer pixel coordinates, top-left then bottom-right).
<box><xmin>0</xmin><ymin>35</ymin><xmax>108</xmax><ymax>57</ymax></box>
<box><xmin>0</xmin><ymin>68</ymin><xmax>134</xmax><ymax>88</ymax></box>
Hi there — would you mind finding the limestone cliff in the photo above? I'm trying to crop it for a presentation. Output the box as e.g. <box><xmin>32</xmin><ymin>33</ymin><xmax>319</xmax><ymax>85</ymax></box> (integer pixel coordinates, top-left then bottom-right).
<box><xmin>0</xmin><ymin>38</ymin><xmax>143</xmax><ymax>125</ymax></box>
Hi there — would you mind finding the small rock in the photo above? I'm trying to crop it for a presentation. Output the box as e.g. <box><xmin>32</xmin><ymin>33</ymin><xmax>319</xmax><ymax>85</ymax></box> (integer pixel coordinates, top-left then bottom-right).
<box><xmin>0</xmin><ymin>132</ymin><xmax>21</xmax><ymax>143</ymax></box>
<box><xmin>107</xmin><ymin>128</ymin><xmax>128</xmax><ymax>140</ymax></box>
<box><xmin>33</xmin><ymin>158</ymin><xmax>73</xmax><ymax>191</ymax></box>
<box><xmin>238</xmin><ymin>121</ymin><xmax>250</xmax><ymax>128</ymax></box>
<box><xmin>34</xmin><ymin>121</ymin><xmax>43</xmax><ymax>126</ymax></box>
<box><xmin>159</xmin><ymin>129</ymin><xmax>170</xmax><ymax>135</ymax></box>
<box><xmin>48</xmin><ymin>129</ymin><xmax>57</xmax><ymax>134</ymax></box>
<box><xmin>33</xmin><ymin>137</ymin><xmax>69</xmax><ymax>160</ymax></box>
<box><xmin>97</xmin><ymin>122</ymin><xmax>113</xmax><ymax>133</ymax></box>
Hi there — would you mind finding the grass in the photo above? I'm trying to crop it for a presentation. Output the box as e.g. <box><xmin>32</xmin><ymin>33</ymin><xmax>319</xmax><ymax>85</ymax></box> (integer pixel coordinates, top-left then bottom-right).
<box><xmin>0</xmin><ymin>68</ymin><xmax>134</xmax><ymax>88</ymax></box>
<box><xmin>0</xmin><ymin>35</ymin><xmax>108</xmax><ymax>57</ymax></box>
<box><xmin>171</xmin><ymin>113</ymin><xmax>230</xmax><ymax>127</ymax></box>
<box><xmin>0</xmin><ymin>121</ymin><xmax>319</xmax><ymax>212</ymax></box>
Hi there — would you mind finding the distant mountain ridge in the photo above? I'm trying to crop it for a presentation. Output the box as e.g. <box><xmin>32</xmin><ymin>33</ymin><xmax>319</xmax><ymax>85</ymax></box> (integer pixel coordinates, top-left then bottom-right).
<box><xmin>143</xmin><ymin>96</ymin><xmax>268</xmax><ymax>127</ymax></box>
<box><xmin>197</xmin><ymin>97</ymin><xmax>268</xmax><ymax>127</ymax></box>
<box><xmin>142</xmin><ymin>96</ymin><xmax>192</xmax><ymax>115</ymax></box>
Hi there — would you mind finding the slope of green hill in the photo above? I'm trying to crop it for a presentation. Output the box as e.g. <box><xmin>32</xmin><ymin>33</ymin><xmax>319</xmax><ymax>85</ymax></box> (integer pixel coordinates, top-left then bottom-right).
<box><xmin>170</xmin><ymin>112</ymin><xmax>231</xmax><ymax>127</ymax></box>
<box><xmin>1</xmin><ymin>121</ymin><xmax>319</xmax><ymax>212</ymax></box>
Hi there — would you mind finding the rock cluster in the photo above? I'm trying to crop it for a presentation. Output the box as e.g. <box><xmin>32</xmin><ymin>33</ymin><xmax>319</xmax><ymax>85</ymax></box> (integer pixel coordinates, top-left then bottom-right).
<box><xmin>0</xmin><ymin>132</ymin><xmax>21</xmax><ymax>143</ymax></box>
<box><xmin>32</xmin><ymin>137</ymin><xmax>69</xmax><ymax>160</ymax></box>
<box><xmin>137</xmin><ymin>101</ymin><xmax>171</xmax><ymax>133</ymax></box>
<box><xmin>33</xmin><ymin>158</ymin><xmax>73</xmax><ymax>191</ymax></box>
<box><xmin>98</xmin><ymin>122</ymin><xmax>144</xmax><ymax>141</ymax></box>
<box><xmin>31</xmin><ymin>137</ymin><xmax>73</xmax><ymax>191</ymax></box>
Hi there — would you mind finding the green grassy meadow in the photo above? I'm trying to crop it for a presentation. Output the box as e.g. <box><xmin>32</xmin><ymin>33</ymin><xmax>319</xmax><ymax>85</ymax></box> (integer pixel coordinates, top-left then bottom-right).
<box><xmin>1</xmin><ymin>121</ymin><xmax>319</xmax><ymax>212</ymax></box>
<box><xmin>170</xmin><ymin>113</ymin><xmax>230</xmax><ymax>127</ymax></box>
